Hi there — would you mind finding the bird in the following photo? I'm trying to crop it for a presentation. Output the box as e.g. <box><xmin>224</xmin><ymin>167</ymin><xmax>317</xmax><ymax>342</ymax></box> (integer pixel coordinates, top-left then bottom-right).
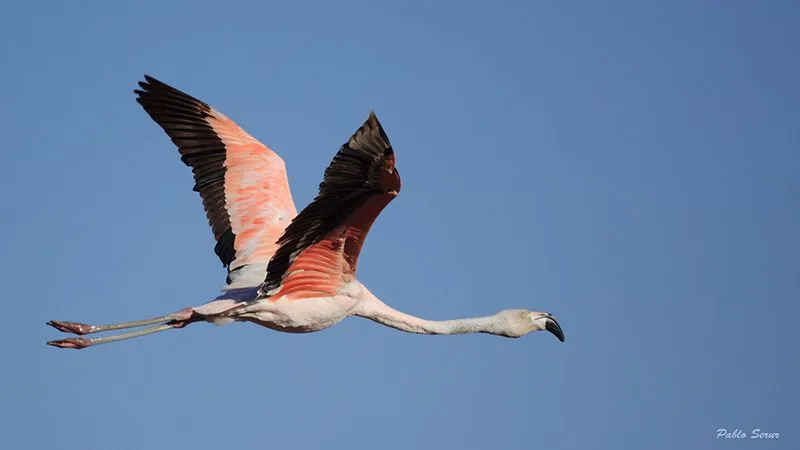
<box><xmin>46</xmin><ymin>75</ymin><xmax>565</xmax><ymax>350</ymax></box>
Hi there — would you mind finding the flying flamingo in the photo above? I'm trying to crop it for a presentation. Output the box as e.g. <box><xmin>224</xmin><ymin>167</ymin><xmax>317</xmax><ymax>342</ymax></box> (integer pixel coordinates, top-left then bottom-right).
<box><xmin>46</xmin><ymin>75</ymin><xmax>565</xmax><ymax>350</ymax></box>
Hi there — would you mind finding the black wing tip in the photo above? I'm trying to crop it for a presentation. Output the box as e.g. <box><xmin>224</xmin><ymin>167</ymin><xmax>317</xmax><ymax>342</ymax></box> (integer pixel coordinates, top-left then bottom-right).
<box><xmin>134</xmin><ymin>74</ymin><xmax>159</xmax><ymax>95</ymax></box>
<box><xmin>133</xmin><ymin>77</ymin><xmax>159</xmax><ymax>104</ymax></box>
<box><xmin>133</xmin><ymin>74</ymin><xmax>211</xmax><ymax>112</ymax></box>
<box><xmin>366</xmin><ymin>110</ymin><xmax>382</xmax><ymax>130</ymax></box>
<box><xmin>140</xmin><ymin>74</ymin><xmax>165</xmax><ymax>89</ymax></box>
<box><xmin>349</xmin><ymin>110</ymin><xmax>391</xmax><ymax>149</ymax></box>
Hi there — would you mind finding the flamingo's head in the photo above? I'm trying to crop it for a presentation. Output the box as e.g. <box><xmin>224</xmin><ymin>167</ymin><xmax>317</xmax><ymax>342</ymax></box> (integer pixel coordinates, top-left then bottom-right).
<box><xmin>494</xmin><ymin>310</ymin><xmax>565</xmax><ymax>341</ymax></box>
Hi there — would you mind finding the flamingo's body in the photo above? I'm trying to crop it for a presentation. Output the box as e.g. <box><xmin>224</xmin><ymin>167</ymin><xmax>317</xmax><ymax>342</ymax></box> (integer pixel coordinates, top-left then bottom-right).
<box><xmin>47</xmin><ymin>76</ymin><xmax>565</xmax><ymax>349</ymax></box>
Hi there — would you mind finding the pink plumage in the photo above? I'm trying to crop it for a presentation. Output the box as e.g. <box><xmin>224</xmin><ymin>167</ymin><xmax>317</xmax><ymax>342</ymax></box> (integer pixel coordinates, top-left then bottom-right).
<box><xmin>46</xmin><ymin>76</ymin><xmax>564</xmax><ymax>349</ymax></box>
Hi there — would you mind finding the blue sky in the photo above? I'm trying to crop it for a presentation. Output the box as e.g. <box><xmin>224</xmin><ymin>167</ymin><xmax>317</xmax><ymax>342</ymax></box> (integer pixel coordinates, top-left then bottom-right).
<box><xmin>2</xmin><ymin>1</ymin><xmax>798</xmax><ymax>449</ymax></box>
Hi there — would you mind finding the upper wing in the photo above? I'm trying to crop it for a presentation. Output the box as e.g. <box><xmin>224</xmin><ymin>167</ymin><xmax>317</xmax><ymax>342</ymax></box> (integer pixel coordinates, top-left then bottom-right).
<box><xmin>259</xmin><ymin>111</ymin><xmax>400</xmax><ymax>300</ymax></box>
<box><xmin>134</xmin><ymin>75</ymin><xmax>297</xmax><ymax>286</ymax></box>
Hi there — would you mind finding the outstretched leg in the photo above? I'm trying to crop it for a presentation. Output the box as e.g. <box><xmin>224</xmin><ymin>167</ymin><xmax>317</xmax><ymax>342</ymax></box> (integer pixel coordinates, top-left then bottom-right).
<box><xmin>48</xmin><ymin>323</ymin><xmax>178</xmax><ymax>349</ymax></box>
<box><xmin>46</xmin><ymin>308</ymin><xmax>200</xmax><ymax>350</ymax></box>
<box><xmin>46</xmin><ymin>298</ymin><xmax>251</xmax><ymax>350</ymax></box>
<box><xmin>47</xmin><ymin>307</ymin><xmax>195</xmax><ymax>335</ymax></box>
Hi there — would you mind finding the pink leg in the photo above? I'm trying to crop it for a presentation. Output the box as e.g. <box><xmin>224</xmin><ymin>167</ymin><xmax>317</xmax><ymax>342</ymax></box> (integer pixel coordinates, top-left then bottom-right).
<box><xmin>46</xmin><ymin>308</ymin><xmax>199</xmax><ymax>350</ymax></box>
<box><xmin>48</xmin><ymin>323</ymin><xmax>178</xmax><ymax>349</ymax></box>
<box><xmin>47</xmin><ymin>307</ymin><xmax>195</xmax><ymax>335</ymax></box>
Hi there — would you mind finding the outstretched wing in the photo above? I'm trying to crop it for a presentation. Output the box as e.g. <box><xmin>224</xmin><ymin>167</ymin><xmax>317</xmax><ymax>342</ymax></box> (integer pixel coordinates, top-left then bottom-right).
<box><xmin>135</xmin><ymin>75</ymin><xmax>297</xmax><ymax>287</ymax></box>
<box><xmin>259</xmin><ymin>111</ymin><xmax>400</xmax><ymax>300</ymax></box>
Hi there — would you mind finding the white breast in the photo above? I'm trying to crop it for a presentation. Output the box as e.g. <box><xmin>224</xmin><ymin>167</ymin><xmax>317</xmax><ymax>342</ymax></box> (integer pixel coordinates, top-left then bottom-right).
<box><xmin>235</xmin><ymin>281</ymin><xmax>364</xmax><ymax>332</ymax></box>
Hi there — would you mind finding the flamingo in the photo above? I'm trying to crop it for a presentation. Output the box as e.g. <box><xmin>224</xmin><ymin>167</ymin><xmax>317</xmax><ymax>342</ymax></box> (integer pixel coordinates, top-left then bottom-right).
<box><xmin>46</xmin><ymin>75</ymin><xmax>565</xmax><ymax>350</ymax></box>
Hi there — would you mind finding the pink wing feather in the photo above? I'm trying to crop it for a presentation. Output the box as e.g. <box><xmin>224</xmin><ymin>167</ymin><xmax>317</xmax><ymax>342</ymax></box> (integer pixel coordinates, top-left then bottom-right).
<box><xmin>135</xmin><ymin>75</ymin><xmax>297</xmax><ymax>286</ymax></box>
<box><xmin>259</xmin><ymin>112</ymin><xmax>400</xmax><ymax>301</ymax></box>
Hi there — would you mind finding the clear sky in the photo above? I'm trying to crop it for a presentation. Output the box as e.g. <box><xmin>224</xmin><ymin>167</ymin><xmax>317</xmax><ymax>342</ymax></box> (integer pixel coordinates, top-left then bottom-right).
<box><xmin>2</xmin><ymin>1</ymin><xmax>797</xmax><ymax>449</ymax></box>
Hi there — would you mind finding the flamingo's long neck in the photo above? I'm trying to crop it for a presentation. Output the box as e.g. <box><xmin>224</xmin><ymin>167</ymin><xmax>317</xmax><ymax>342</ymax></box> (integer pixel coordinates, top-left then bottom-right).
<box><xmin>354</xmin><ymin>286</ymin><xmax>502</xmax><ymax>335</ymax></box>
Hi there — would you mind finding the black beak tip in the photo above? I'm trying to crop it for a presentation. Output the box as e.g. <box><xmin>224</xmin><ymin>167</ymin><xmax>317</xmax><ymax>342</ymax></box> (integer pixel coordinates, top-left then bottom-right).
<box><xmin>545</xmin><ymin>319</ymin><xmax>565</xmax><ymax>342</ymax></box>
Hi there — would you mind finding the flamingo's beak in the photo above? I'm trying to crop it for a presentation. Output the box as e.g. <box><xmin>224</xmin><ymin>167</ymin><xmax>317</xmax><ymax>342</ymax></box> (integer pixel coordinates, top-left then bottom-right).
<box><xmin>544</xmin><ymin>315</ymin><xmax>565</xmax><ymax>342</ymax></box>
